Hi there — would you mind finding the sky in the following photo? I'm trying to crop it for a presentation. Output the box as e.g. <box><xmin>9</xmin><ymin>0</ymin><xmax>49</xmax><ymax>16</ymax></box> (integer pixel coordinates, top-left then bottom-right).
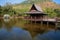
<box><xmin>0</xmin><ymin>0</ymin><xmax>25</xmax><ymax>6</ymax></box>
<box><xmin>53</xmin><ymin>0</ymin><xmax>60</xmax><ymax>4</ymax></box>
<box><xmin>0</xmin><ymin>0</ymin><xmax>60</xmax><ymax>6</ymax></box>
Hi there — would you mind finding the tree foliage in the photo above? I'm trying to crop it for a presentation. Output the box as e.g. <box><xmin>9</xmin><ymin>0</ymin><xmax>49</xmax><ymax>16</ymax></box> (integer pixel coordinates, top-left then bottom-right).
<box><xmin>54</xmin><ymin>9</ymin><xmax>60</xmax><ymax>17</ymax></box>
<box><xmin>0</xmin><ymin>6</ymin><xmax>3</xmax><ymax>15</ymax></box>
<box><xmin>0</xmin><ymin>3</ymin><xmax>16</xmax><ymax>16</ymax></box>
<box><xmin>44</xmin><ymin>8</ymin><xmax>57</xmax><ymax>18</ymax></box>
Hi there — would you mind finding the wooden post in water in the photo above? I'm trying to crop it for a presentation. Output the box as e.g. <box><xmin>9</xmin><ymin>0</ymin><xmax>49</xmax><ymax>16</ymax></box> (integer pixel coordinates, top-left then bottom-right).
<box><xmin>31</xmin><ymin>16</ymin><xmax>32</xmax><ymax>31</ymax></box>
<box><xmin>35</xmin><ymin>16</ymin><xmax>36</xmax><ymax>24</ymax></box>
<box><xmin>47</xmin><ymin>16</ymin><xmax>49</xmax><ymax>28</ymax></box>
<box><xmin>55</xmin><ymin>17</ymin><xmax>58</xmax><ymax>31</ymax></box>
<box><xmin>46</xmin><ymin>15</ymin><xmax>49</xmax><ymax>30</ymax></box>
<box><xmin>47</xmin><ymin>22</ymin><xmax>49</xmax><ymax>28</ymax></box>
<box><xmin>26</xmin><ymin>16</ymin><xmax>28</xmax><ymax>24</ymax></box>
<box><xmin>31</xmin><ymin>16</ymin><xmax>32</xmax><ymax>24</ymax></box>
<box><xmin>41</xmin><ymin>21</ymin><xmax>43</xmax><ymax>27</ymax></box>
<box><xmin>55</xmin><ymin>22</ymin><xmax>57</xmax><ymax>32</ymax></box>
<box><xmin>25</xmin><ymin>15</ymin><xmax>27</xmax><ymax>24</ymax></box>
<box><xmin>41</xmin><ymin>16</ymin><xmax>43</xmax><ymax>27</ymax></box>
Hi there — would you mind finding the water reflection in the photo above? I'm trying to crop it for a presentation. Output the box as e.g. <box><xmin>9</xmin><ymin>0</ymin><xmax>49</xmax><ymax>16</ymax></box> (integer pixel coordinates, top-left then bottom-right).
<box><xmin>3</xmin><ymin>19</ymin><xmax>11</xmax><ymax>23</ymax></box>
<box><xmin>0</xmin><ymin>27</ymin><xmax>32</xmax><ymax>40</ymax></box>
<box><xmin>2</xmin><ymin>19</ymin><xmax>15</xmax><ymax>31</ymax></box>
<box><xmin>23</xmin><ymin>23</ymin><xmax>55</xmax><ymax>37</ymax></box>
<box><xmin>0</xmin><ymin>18</ymin><xmax>57</xmax><ymax>40</ymax></box>
<box><xmin>34</xmin><ymin>30</ymin><xmax>60</xmax><ymax>40</ymax></box>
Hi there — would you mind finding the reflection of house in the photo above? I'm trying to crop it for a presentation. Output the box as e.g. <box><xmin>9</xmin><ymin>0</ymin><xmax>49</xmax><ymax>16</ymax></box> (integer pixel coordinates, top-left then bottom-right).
<box><xmin>24</xmin><ymin>4</ymin><xmax>56</xmax><ymax>22</ymax></box>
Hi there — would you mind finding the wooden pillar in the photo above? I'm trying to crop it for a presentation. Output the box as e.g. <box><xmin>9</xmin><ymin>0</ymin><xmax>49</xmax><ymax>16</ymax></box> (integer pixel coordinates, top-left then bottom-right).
<box><xmin>55</xmin><ymin>17</ymin><xmax>58</xmax><ymax>31</ymax></box>
<box><xmin>46</xmin><ymin>15</ymin><xmax>49</xmax><ymax>30</ymax></box>
<box><xmin>55</xmin><ymin>22</ymin><xmax>57</xmax><ymax>27</ymax></box>
<box><xmin>31</xmin><ymin>16</ymin><xmax>33</xmax><ymax>31</ymax></box>
<box><xmin>47</xmin><ymin>15</ymin><xmax>48</xmax><ymax>28</ymax></box>
<box><xmin>41</xmin><ymin>21</ymin><xmax>43</xmax><ymax>27</ymax></box>
<box><xmin>47</xmin><ymin>22</ymin><xmax>49</xmax><ymax>27</ymax></box>
<box><xmin>35</xmin><ymin>16</ymin><xmax>36</xmax><ymax>24</ymax></box>
<box><xmin>41</xmin><ymin>16</ymin><xmax>43</xmax><ymax>27</ymax></box>
<box><xmin>31</xmin><ymin>16</ymin><xmax>32</xmax><ymax>24</ymax></box>
<box><xmin>26</xmin><ymin>16</ymin><xmax>28</xmax><ymax>24</ymax></box>
<box><xmin>55</xmin><ymin>21</ymin><xmax>57</xmax><ymax>31</ymax></box>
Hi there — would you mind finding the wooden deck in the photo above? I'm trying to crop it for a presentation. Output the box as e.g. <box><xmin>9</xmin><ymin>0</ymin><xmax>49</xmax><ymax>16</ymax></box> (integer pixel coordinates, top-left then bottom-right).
<box><xmin>24</xmin><ymin>16</ymin><xmax>60</xmax><ymax>22</ymax></box>
<box><xmin>25</xmin><ymin>18</ymin><xmax>56</xmax><ymax>22</ymax></box>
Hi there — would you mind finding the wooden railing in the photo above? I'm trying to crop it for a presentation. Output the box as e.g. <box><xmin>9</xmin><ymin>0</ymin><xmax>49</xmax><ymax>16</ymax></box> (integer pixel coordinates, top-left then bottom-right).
<box><xmin>24</xmin><ymin>16</ymin><xmax>42</xmax><ymax>20</ymax></box>
<box><xmin>24</xmin><ymin>16</ymin><xmax>56</xmax><ymax>21</ymax></box>
<box><xmin>55</xmin><ymin>18</ymin><xmax>60</xmax><ymax>22</ymax></box>
<box><xmin>24</xmin><ymin>16</ymin><xmax>42</xmax><ymax>19</ymax></box>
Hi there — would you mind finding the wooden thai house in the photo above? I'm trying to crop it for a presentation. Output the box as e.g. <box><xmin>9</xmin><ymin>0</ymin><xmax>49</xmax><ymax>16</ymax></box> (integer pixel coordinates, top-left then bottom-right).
<box><xmin>24</xmin><ymin>4</ymin><xmax>60</xmax><ymax>30</ymax></box>
<box><xmin>24</xmin><ymin>4</ymin><xmax>56</xmax><ymax>22</ymax></box>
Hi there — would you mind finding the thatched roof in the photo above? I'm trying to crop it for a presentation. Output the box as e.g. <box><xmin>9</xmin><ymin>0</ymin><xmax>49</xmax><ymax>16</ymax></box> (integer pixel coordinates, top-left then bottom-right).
<box><xmin>25</xmin><ymin>4</ymin><xmax>47</xmax><ymax>15</ymax></box>
<box><xmin>30</xmin><ymin>4</ymin><xmax>43</xmax><ymax>12</ymax></box>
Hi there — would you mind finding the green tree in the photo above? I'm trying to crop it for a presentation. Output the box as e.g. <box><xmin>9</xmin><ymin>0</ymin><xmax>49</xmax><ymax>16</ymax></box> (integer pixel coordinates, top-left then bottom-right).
<box><xmin>54</xmin><ymin>9</ymin><xmax>60</xmax><ymax>17</ymax></box>
<box><xmin>44</xmin><ymin>8</ymin><xmax>57</xmax><ymax>18</ymax></box>
<box><xmin>3</xmin><ymin>3</ymin><xmax>15</xmax><ymax>16</ymax></box>
<box><xmin>0</xmin><ymin>6</ymin><xmax>3</xmax><ymax>16</ymax></box>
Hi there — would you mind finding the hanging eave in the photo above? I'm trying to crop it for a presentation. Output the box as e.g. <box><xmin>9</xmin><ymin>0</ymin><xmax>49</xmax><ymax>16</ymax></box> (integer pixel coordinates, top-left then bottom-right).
<box><xmin>24</xmin><ymin>12</ymin><xmax>47</xmax><ymax>15</ymax></box>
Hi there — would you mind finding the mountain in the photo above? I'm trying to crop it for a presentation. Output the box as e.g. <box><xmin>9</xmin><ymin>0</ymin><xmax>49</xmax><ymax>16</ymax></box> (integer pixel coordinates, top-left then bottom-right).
<box><xmin>21</xmin><ymin>0</ymin><xmax>52</xmax><ymax>4</ymax></box>
<box><xmin>13</xmin><ymin>0</ymin><xmax>59</xmax><ymax>12</ymax></box>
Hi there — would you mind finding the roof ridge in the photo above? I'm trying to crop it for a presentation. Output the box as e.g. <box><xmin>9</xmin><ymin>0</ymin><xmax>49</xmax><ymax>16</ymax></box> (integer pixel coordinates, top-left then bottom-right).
<box><xmin>33</xmin><ymin>4</ymin><xmax>43</xmax><ymax>12</ymax></box>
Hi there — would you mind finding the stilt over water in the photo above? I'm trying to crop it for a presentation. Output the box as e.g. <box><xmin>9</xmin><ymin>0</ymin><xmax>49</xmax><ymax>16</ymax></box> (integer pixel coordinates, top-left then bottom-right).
<box><xmin>24</xmin><ymin>4</ymin><xmax>60</xmax><ymax>29</ymax></box>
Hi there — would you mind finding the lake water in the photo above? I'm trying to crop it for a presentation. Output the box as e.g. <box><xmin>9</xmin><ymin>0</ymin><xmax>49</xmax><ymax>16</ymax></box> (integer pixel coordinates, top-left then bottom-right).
<box><xmin>0</xmin><ymin>18</ymin><xmax>60</xmax><ymax>40</ymax></box>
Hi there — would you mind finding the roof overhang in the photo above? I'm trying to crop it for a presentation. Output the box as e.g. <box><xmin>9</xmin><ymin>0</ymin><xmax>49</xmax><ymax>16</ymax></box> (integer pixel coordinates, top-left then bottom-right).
<box><xmin>24</xmin><ymin>12</ymin><xmax>47</xmax><ymax>15</ymax></box>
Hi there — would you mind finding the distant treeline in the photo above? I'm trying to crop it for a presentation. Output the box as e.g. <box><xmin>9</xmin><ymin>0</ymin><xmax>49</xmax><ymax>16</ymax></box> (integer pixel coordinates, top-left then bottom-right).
<box><xmin>0</xmin><ymin>1</ymin><xmax>60</xmax><ymax>18</ymax></box>
<box><xmin>0</xmin><ymin>3</ymin><xmax>17</xmax><ymax>16</ymax></box>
